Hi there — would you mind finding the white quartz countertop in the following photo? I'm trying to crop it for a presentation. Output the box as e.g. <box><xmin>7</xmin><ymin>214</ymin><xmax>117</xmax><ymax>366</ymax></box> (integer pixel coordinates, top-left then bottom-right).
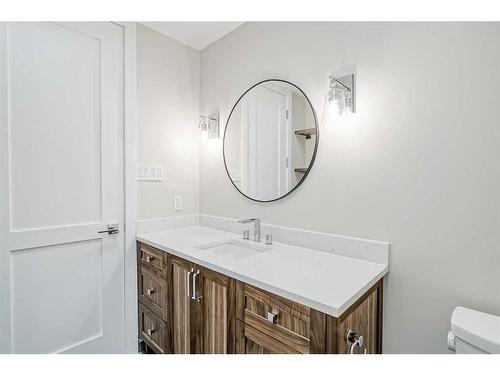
<box><xmin>137</xmin><ymin>226</ymin><xmax>388</xmax><ymax>317</ymax></box>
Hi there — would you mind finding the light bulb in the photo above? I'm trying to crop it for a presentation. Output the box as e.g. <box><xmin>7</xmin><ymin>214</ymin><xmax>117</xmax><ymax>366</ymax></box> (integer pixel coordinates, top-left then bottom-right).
<box><xmin>327</xmin><ymin>99</ymin><xmax>339</xmax><ymax>118</ymax></box>
<box><xmin>200</xmin><ymin>128</ymin><xmax>208</xmax><ymax>142</ymax></box>
<box><xmin>199</xmin><ymin>119</ymin><xmax>209</xmax><ymax>142</ymax></box>
<box><xmin>327</xmin><ymin>92</ymin><xmax>350</xmax><ymax>123</ymax></box>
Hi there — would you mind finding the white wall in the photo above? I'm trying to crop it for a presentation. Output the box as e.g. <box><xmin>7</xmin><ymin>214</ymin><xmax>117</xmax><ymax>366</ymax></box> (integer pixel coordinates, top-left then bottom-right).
<box><xmin>137</xmin><ymin>24</ymin><xmax>200</xmax><ymax>220</ymax></box>
<box><xmin>199</xmin><ymin>22</ymin><xmax>500</xmax><ymax>353</ymax></box>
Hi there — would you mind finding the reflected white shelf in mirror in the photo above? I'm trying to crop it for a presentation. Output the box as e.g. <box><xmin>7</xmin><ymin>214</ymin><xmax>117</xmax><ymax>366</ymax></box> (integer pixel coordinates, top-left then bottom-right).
<box><xmin>294</xmin><ymin>128</ymin><xmax>317</xmax><ymax>139</ymax></box>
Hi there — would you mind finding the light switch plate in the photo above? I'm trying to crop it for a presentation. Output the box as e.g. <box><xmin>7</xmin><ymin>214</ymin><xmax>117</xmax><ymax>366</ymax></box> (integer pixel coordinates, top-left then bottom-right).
<box><xmin>174</xmin><ymin>195</ymin><xmax>183</xmax><ymax>211</ymax></box>
<box><xmin>138</xmin><ymin>165</ymin><xmax>163</xmax><ymax>181</ymax></box>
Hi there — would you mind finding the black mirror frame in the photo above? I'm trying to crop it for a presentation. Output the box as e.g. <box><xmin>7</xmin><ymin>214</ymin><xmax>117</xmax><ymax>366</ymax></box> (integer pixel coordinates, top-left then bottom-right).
<box><xmin>222</xmin><ymin>79</ymin><xmax>320</xmax><ymax>203</ymax></box>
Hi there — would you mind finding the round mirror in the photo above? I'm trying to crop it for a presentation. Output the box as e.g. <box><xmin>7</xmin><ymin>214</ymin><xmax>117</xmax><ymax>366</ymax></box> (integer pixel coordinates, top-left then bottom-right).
<box><xmin>223</xmin><ymin>79</ymin><xmax>319</xmax><ymax>202</ymax></box>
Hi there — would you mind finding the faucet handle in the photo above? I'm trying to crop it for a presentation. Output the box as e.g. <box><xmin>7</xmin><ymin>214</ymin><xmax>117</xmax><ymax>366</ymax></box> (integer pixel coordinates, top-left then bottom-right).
<box><xmin>265</xmin><ymin>234</ymin><xmax>273</xmax><ymax>245</ymax></box>
<box><xmin>242</xmin><ymin>230</ymin><xmax>250</xmax><ymax>240</ymax></box>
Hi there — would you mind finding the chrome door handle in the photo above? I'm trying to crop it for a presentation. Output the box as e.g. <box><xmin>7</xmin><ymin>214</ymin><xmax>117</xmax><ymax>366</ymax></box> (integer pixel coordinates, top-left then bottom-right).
<box><xmin>187</xmin><ymin>268</ymin><xmax>194</xmax><ymax>298</ymax></box>
<box><xmin>98</xmin><ymin>224</ymin><xmax>119</xmax><ymax>235</ymax></box>
<box><xmin>146</xmin><ymin>288</ymin><xmax>155</xmax><ymax>296</ymax></box>
<box><xmin>145</xmin><ymin>255</ymin><xmax>155</xmax><ymax>262</ymax></box>
<box><xmin>147</xmin><ymin>327</ymin><xmax>155</xmax><ymax>336</ymax></box>
<box><xmin>192</xmin><ymin>270</ymin><xmax>202</xmax><ymax>301</ymax></box>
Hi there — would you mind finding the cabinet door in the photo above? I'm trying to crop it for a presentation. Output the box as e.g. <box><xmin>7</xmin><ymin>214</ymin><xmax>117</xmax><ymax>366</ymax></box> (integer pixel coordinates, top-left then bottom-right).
<box><xmin>335</xmin><ymin>287</ymin><xmax>379</xmax><ymax>354</ymax></box>
<box><xmin>170</xmin><ymin>257</ymin><xmax>196</xmax><ymax>353</ymax></box>
<box><xmin>169</xmin><ymin>255</ymin><xmax>236</xmax><ymax>354</ymax></box>
<box><xmin>201</xmin><ymin>268</ymin><xmax>235</xmax><ymax>354</ymax></box>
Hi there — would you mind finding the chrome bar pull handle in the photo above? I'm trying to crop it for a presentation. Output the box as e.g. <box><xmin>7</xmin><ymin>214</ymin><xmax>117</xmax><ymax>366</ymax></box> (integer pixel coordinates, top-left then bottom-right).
<box><xmin>146</xmin><ymin>288</ymin><xmax>154</xmax><ymax>296</ymax></box>
<box><xmin>187</xmin><ymin>268</ymin><xmax>194</xmax><ymax>298</ymax></box>
<box><xmin>192</xmin><ymin>270</ymin><xmax>202</xmax><ymax>301</ymax></box>
<box><xmin>191</xmin><ymin>270</ymin><xmax>197</xmax><ymax>300</ymax></box>
<box><xmin>147</xmin><ymin>327</ymin><xmax>155</xmax><ymax>336</ymax></box>
<box><xmin>145</xmin><ymin>255</ymin><xmax>154</xmax><ymax>263</ymax></box>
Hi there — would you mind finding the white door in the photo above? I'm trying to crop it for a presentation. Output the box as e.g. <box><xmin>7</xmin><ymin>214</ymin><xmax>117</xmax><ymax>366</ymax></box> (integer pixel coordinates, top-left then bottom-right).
<box><xmin>0</xmin><ymin>22</ymin><xmax>125</xmax><ymax>353</ymax></box>
<box><xmin>241</xmin><ymin>85</ymin><xmax>288</xmax><ymax>201</ymax></box>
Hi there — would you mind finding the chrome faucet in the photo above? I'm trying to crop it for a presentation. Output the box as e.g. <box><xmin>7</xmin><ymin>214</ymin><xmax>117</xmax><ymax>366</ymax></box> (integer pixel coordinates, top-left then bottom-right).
<box><xmin>238</xmin><ymin>218</ymin><xmax>261</xmax><ymax>242</ymax></box>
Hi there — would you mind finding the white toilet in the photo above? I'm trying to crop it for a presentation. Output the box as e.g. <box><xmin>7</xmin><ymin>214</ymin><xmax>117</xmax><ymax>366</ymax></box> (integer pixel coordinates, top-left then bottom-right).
<box><xmin>448</xmin><ymin>306</ymin><xmax>500</xmax><ymax>354</ymax></box>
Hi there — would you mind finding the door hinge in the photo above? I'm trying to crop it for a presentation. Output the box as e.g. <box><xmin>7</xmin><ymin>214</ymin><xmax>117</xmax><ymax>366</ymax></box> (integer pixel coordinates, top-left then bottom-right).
<box><xmin>285</xmin><ymin>157</ymin><xmax>289</xmax><ymax>168</ymax></box>
<box><xmin>286</xmin><ymin>110</ymin><xmax>289</xmax><ymax>119</ymax></box>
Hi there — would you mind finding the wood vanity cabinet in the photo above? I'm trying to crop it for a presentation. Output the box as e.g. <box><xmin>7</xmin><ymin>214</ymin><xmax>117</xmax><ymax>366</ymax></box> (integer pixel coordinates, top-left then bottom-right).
<box><xmin>137</xmin><ymin>241</ymin><xmax>384</xmax><ymax>354</ymax></box>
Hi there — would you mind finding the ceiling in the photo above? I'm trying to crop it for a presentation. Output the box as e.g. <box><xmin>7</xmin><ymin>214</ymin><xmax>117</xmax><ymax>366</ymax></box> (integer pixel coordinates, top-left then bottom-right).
<box><xmin>140</xmin><ymin>22</ymin><xmax>244</xmax><ymax>51</ymax></box>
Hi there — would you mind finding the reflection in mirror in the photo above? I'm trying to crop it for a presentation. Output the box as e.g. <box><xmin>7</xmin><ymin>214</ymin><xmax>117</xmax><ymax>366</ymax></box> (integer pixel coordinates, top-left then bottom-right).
<box><xmin>223</xmin><ymin>80</ymin><xmax>318</xmax><ymax>202</ymax></box>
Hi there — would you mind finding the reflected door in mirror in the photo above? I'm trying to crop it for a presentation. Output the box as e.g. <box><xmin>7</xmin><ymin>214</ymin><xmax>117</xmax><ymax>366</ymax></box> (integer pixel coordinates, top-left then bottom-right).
<box><xmin>224</xmin><ymin>80</ymin><xmax>318</xmax><ymax>202</ymax></box>
<box><xmin>241</xmin><ymin>85</ymin><xmax>288</xmax><ymax>200</ymax></box>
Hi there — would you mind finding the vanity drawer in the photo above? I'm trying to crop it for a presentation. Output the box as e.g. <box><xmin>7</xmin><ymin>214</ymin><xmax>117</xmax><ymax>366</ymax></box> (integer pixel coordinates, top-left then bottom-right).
<box><xmin>139</xmin><ymin>242</ymin><xmax>167</xmax><ymax>271</ymax></box>
<box><xmin>139</xmin><ymin>303</ymin><xmax>168</xmax><ymax>354</ymax></box>
<box><xmin>236</xmin><ymin>319</ymin><xmax>300</xmax><ymax>354</ymax></box>
<box><xmin>139</xmin><ymin>266</ymin><xmax>167</xmax><ymax>320</ymax></box>
<box><xmin>238</xmin><ymin>284</ymin><xmax>311</xmax><ymax>353</ymax></box>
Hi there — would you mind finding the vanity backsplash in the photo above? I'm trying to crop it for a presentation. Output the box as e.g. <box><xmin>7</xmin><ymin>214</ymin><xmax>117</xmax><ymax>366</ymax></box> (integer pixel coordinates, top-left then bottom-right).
<box><xmin>137</xmin><ymin>213</ymin><xmax>389</xmax><ymax>266</ymax></box>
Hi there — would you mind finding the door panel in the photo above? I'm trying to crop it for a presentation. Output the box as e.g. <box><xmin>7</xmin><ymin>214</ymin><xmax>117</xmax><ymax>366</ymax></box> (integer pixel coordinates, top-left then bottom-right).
<box><xmin>11</xmin><ymin>240</ymin><xmax>103</xmax><ymax>353</ymax></box>
<box><xmin>0</xmin><ymin>22</ymin><xmax>124</xmax><ymax>353</ymax></box>
<box><xmin>8</xmin><ymin>22</ymin><xmax>102</xmax><ymax>230</ymax></box>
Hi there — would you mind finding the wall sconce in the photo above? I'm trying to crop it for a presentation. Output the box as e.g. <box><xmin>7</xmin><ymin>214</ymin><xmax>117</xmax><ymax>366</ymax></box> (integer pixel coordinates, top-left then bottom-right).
<box><xmin>328</xmin><ymin>74</ymin><xmax>356</xmax><ymax>119</ymax></box>
<box><xmin>199</xmin><ymin>114</ymin><xmax>219</xmax><ymax>141</ymax></box>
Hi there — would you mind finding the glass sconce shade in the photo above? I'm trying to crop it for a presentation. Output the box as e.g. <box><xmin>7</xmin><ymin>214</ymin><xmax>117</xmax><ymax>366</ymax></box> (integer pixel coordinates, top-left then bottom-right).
<box><xmin>198</xmin><ymin>114</ymin><xmax>219</xmax><ymax>139</ymax></box>
<box><xmin>327</xmin><ymin>74</ymin><xmax>355</xmax><ymax>117</ymax></box>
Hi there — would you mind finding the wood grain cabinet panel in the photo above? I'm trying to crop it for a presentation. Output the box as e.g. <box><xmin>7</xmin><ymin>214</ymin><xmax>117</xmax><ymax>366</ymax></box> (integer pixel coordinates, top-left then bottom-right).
<box><xmin>202</xmin><ymin>269</ymin><xmax>234</xmax><ymax>354</ymax></box>
<box><xmin>170</xmin><ymin>257</ymin><xmax>194</xmax><ymax>353</ymax></box>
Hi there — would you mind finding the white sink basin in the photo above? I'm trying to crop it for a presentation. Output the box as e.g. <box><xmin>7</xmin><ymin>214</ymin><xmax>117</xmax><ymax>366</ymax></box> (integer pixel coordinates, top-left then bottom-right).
<box><xmin>195</xmin><ymin>239</ymin><xmax>271</xmax><ymax>260</ymax></box>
